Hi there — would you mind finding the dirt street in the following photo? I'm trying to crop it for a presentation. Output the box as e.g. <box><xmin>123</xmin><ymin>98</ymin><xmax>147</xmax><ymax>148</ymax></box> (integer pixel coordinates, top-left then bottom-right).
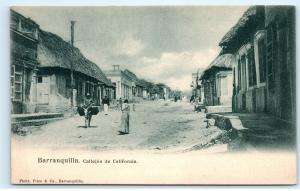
<box><xmin>12</xmin><ymin>100</ymin><xmax>226</xmax><ymax>152</ymax></box>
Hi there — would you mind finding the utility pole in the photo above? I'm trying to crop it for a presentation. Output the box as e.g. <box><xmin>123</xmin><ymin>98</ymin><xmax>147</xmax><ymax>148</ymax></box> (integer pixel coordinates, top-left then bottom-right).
<box><xmin>70</xmin><ymin>20</ymin><xmax>76</xmax><ymax>107</ymax></box>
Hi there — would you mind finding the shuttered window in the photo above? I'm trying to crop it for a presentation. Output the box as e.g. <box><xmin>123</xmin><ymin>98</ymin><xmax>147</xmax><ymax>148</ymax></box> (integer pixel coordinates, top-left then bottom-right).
<box><xmin>240</xmin><ymin>55</ymin><xmax>247</xmax><ymax>91</ymax></box>
<box><xmin>237</xmin><ymin>58</ymin><xmax>241</xmax><ymax>92</ymax></box>
<box><xmin>257</xmin><ymin>38</ymin><xmax>266</xmax><ymax>83</ymax></box>
<box><xmin>14</xmin><ymin>71</ymin><xmax>23</xmax><ymax>101</ymax></box>
<box><xmin>247</xmin><ymin>47</ymin><xmax>257</xmax><ymax>87</ymax></box>
<box><xmin>10</xmin><ymin>65</ymin><xmax>23</xmax><ymax>102</ymax></box>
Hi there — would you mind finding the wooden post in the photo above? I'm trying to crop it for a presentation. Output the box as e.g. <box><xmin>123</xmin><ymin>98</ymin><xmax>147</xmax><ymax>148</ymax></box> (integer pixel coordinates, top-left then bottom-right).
<box><xmin>70</xmin><ymin>21</ymin><xmax>75</xmax><ymax>107</ymax></box>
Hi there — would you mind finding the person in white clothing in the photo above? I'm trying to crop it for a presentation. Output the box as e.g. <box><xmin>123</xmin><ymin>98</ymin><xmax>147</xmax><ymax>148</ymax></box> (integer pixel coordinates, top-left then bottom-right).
<box><xmin>102</xmin><ymin>96</ymin><xmax>110</xmax><ymax>115</ymax></box>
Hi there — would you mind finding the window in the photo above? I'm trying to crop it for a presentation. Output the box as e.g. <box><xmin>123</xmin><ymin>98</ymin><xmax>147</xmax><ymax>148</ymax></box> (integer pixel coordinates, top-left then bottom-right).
<box><xmin>240</xmin><ymin>55</ymin><xmax>247</xmax><ymax>91</ymax></box>
<box><xmin>257</xmin><ymin>38</ymin><xmax>266</xmax><ymax>83</ymax></box>
<box><xmin>37</xmin><ymin>76</ymin><xmax>43</xmax><ymax>83</ymax></box>
<box><xmin>247</xmin><ymin>47</ymin><xmax>257</xmax><ymax>87</ymax></box>
<box><xmin>254</xmin><ymin>30</ymin><xmax>267</xmax><ymax>85</ymax></box>
<box><xmin>11</xmin><ymin>65</ymin><xmax>23</xmax><ymax>101</ymax></box>
<box><xmin>14</xmin><ymin>71</ymin><xmax>22</xmax><ymax>101</ymax></box>
<box><xmin>237</xmin><ymin>43</ymin><xmax>255</xmax><ymax>92</ymax></box>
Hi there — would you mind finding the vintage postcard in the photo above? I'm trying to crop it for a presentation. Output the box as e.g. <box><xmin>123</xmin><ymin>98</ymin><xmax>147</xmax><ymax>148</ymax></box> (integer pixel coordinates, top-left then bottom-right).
<box><xmin>10</xmin><ymin>5</ymin><xmax>296</xmax><ymax>184</ymax></box>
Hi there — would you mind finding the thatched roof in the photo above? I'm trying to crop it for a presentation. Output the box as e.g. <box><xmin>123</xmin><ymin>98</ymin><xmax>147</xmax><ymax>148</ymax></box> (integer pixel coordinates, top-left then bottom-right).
<box><xmin>37</xmin><ymin>30</ymin><xmax>112</xmax><ymax>86</ymax></box>
<box><xmin>219</xmin><ymin>6</ymin><xmax>256</xmax><ymax>46</ymax></box>
<box><xmin>200</xmin><ymin>54</ymin><xmax>234</xmax><ymax>80</ymax></box>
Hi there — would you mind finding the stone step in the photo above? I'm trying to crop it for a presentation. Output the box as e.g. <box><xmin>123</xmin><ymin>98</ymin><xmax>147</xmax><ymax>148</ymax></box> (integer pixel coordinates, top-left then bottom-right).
<box><xmin>11</xmin><ymin>113</ymin><xmax>64</xmax><ymax>122</ymax></box>
<box><xmin>238</xmin><ymin>115</ymin><xmax>273</xmax><ymax>120</ymax></box>
<box><xmin>243</xmin><ymin>133</ymin><xmax>295</xmax><ymax>147</ymax></box>
<box><xmin>205</xmin><ymin>105</ymin><xmax>232</xmax><ymax>114</ymax></box>
<box><xmin>207</xmin><ymin>113</ymin><xmax>295</xmax><ymax>150</ymax></box>
<box><xmin>241</xmin><ymin>118</ymin><xmax>292</xmax><ymax>127</ymax></box>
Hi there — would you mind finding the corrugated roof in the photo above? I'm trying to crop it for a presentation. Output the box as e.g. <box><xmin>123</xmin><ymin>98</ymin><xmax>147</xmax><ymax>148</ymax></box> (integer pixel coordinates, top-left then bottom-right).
<box><xmin>37</xmin><ymin>30</ymin><xmax>112</xmax><ymax>86</ymax></box>
<box><xmin>200</xmin><ymin>54</ymin><xmax>234</xmax><ymax>80</ymax></box>
<box><xmin>219</xmin><ymin>6</ymin><xmax>256</xmax><ymax>46</ymax></box>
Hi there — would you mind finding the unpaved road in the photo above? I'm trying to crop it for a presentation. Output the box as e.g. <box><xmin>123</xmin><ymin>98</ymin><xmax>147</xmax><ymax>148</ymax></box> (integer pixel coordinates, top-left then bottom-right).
<box><xmin>12</xmin><ymin>100</ymin><xmax>225</xmax><ymax>152</ymax></box>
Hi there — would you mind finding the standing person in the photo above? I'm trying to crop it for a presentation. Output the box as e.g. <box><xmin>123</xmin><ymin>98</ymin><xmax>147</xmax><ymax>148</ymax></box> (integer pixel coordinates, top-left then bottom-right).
<box><xmin>102</xmin><ymin>95</ymin><xmax>110</xmax><ymax>115</ymax></box>
<box><xmin>118</xmin><ymin>99</ymin><xmax>130</xmax><ymax>135</ymax></box>
<box><xmin>83</xmin><ymin>93</ymin><xmax>94</xmax><ymax>128</ymax></box>
<box><xmin>118</xmin><ymin>98</ymin><xmax>123</xmax><ymax>111</ymax></box>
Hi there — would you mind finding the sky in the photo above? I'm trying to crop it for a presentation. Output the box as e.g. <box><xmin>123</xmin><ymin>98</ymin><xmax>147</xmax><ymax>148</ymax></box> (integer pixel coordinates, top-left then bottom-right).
<box><xmin>13</xmin><ymin>6</ymin><xmax>248</xmax><ymax>92</ymax></box>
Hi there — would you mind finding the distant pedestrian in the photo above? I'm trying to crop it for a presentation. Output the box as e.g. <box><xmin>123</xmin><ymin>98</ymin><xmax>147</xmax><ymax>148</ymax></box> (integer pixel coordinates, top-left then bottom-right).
<box><xmin>193</xmin><ymin>97</ymin><xmax>200</xmax><ymax>112</ymax></box>
<box><xmin>102</xmin><ymin>96</ymin><xmax>110</xmax><ymax>115</ymax></box>
<box><xmin>118</xmin><ymin>99</ymin><xmax>130</xmax><ymax>135</ymax></box>
<box><xmin>190</xmin><ymin>95</ymin><xmax>195</xmax><ymax>103</ymax></box>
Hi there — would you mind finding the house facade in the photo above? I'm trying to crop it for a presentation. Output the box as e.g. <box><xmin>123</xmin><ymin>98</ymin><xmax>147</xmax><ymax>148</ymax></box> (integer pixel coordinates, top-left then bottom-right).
<box><xmin>135</xmin><ymin>79</ymin><xmax>148</xmax><ymax>99</ymax></box>
<box><xmin>156</xmin><ymin>83</ymin><xmax>171</xmax><ymax>100</ymax></box>
<box><xmin>220</xmin><ymin>6</ymin><xmax>266</xmax><ymax>113</ymax></box>
<box><xmin>10</xmin><ymin>10</ymin><xmax>40</xmax><ymax>114</ymax></box>
<box><xmin>104</xmin><ymin>65</ymin><xmax>136</xmax><ymax>101</ymax></box>
<box><xmin>200</xmin><ymin>54</ymin><xmax>234</xmax><ymax>107</ymax></box>
<box><xmin>219</xmin><ymin>6</ymin><xmax>295</xmax><ymax>122</ymax></box>
<box><xmin>37</xmin><ymin>30</ymin><xmax>114</xmax><ymax>112</ymax></box>
<box><xmin>139</xmin><ymin>79</ymin><xmax>152</xmax><ymax>99</ymax></box>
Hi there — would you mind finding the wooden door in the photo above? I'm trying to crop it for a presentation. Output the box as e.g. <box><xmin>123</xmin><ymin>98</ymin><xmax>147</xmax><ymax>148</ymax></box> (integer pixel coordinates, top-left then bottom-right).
<box><xmin>37</xmin><ymin>76</ymin><xmax>50</xmax><ymax>104</ymax></box>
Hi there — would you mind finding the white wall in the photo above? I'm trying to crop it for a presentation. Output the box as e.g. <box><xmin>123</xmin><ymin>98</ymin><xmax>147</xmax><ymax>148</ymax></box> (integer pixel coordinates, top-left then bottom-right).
<box><xmin>106</xmin><ymin>76</ymin><xmax>121</xmax><ymax>99</ymax></box>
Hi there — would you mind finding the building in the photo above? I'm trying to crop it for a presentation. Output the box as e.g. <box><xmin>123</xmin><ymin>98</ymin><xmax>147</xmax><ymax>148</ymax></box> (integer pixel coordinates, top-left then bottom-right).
<box><xmin>264</xmin><ymin>6</ymin><xmax>296</xmax><ymax>122</ymax></box>
<box><xmin>104</xmin><ymin>65</ymin><xmax>136</xmax><ymax>101</ymax></box>
<box><xmin>122</xmin><ymin>69</ymin><xmax>139</xmax><ymax>99</ymax></box>
<box><xmin>135</xmin><ymin>79</ymin><xmax>148</xmax><ymax>98</ymax></box>
<box><xmin>156</xmin><ymin>83</ymin><xmax>171</xmax><ymax>100</ymax></box>
<box><xmin>219</xmin><ymin>6</ymin><xmax>295</xmax><ymax>122</ymax></box>
<box><xmin>37</xmin><ymin>29</ymin><xmax>114</xmax><ymax>112</ymax></box>
<box><xmin>139</xmin><ymin>79</ymin><xmax>152</xmax><ymax>99</ymax></box>
<box><xmin>191</xmin><ymin>69</ymin><xmax>204</xmax><ymax>103</ymax></box>
<box><xmin>10</xmin><ymin>10</ymin><xmax>40</xmax><ymax>114</ymax></box>
<box><xmin>200</xmin><ymin>54</ymin><xmax>234</xmax><ymax>107</ymax></box>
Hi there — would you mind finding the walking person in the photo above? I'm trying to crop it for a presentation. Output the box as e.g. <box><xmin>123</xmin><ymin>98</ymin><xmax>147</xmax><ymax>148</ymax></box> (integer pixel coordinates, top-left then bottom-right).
<box><xmin>118</xmin><ymin>99</ymin><xmax>130</xmax><ymax>135</ymax></box>
<box><xmin>102</xmin><ymin>95</ymin><xmax>110</xmax><ymax>115</ymax></box>
<box><xmin>83</xmin><ymin>93</ymin><xmax>94</xmax><ymax>128</ymax></box>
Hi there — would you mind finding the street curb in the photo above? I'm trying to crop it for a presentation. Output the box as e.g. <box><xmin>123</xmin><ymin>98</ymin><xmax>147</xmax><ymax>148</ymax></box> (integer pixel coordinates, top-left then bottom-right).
<box><xmin>206</xmin><ymin>113</ymin><xmax>249</xmax><ymax>151</ymax></box>
<box><xmin>206</xmin><ymin>113</ymin><xmax>248</xmax><ymax>131</ymax></box>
